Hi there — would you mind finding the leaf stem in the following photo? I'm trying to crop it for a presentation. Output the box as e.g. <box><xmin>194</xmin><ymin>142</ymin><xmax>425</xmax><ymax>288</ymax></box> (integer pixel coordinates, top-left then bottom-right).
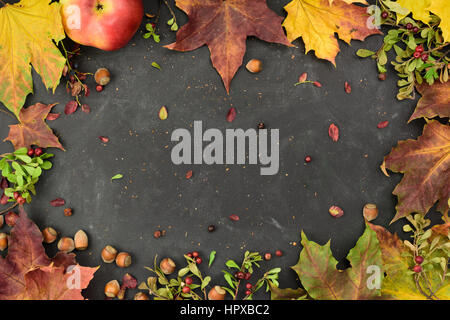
<box><xmin>0</xmin><ymin>202</ymin><xmax>18</xmax><ymax>215</ymax></box>
<box><xmin>163</xmin><ymin>0</ymin><xmax>177</xmax><ymax>25</ymax></box>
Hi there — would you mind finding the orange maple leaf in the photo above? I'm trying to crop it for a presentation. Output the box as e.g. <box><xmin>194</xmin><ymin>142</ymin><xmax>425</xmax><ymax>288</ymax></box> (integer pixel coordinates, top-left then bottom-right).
<box><xmin>409</xmin><ymin>82</ymin><xmax>450</xmax><ymax>122</ymax></box>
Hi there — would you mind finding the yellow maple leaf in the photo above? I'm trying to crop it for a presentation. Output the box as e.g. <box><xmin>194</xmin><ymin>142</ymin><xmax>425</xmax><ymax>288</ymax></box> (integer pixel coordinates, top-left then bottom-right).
<box><xmin>395</xmin><ymin>0</ymin><xmax>432</xmax><ymax>24</ymax></box>
<box><xmin>428</xmin><ymin>0</ymin><xmax>450</xmax><ymax>42</ymax></box>
<box><xmin>0</xmin><ymin>0</ymin><xmax>66</xmax><ymax>118</ymax></box>
<box><xmin>283</xmin><ymin>0</ymin><xmax>381</xmax><ymax>65</ymax></box>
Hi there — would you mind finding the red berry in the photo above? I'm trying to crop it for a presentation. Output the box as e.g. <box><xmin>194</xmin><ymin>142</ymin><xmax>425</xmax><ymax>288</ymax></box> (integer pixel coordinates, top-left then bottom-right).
<box><xmin>27</xmin><ymin>148</ymin><xmax>34</xmax><ymax>157</ymax></box>
<box><xmin>413</xmin><ymin>27</ymin><xmax>419</xmax><ymax>33</ymax></box>
<box><xmin>415</xmin><ymin>256</ymin><xmax>424</xmax><ymax>264</ymax></box>
<box><xmin>304</xmin><ymin>156</ymin><xmax>311</xmax><ymax>163</ymax></box>
<box><xmin>275</xmin><ymin>250</ymin><xmax>283</xmax><ymax>257</ymax></box>
<box><xmin>244</xmin><ymin>272</ymin><xmax>251</xmax><ymax>280</ymax></box>
<box><xmin>195</xmin><ymin>257</ymin><xmax>202</xmax><ymax>264</ymax></box>
<box><xmin>187</xmin><ymin>252</ymin><xmax>193</xmax><ymax>258</ymax></box>
<box><xmin>236</xmin><ymin>272</ymin><xmax>245</xmax><ymax>279</ymax></box>
<box><xmin>421</xmin><ymin>53</ymin><xmax>428</xmax><ymax>62</ymax></box>
<box><xmin>381</xmin><ymin>11</ymin><xmax>388</xmax><ymax>19</ymax></box>
<box><xmin>34</xmin><ymin>147</ymin><xmax>43</xmax><ymax>157</ymax></box>
<box><xmin>245</xmin><ymin>290</ymin><xmax>251</xmax><ymax>296</ymax></box>
<box><xmin>415</xmin><ymin>45</ymin><xmax>424</xmax><ymax>53</ymax></box>
<box><xmin>378</xmin><ymin>73</ymin><xmax>386</xmax><ymax>81</ymax></box>
<box><xmin>413</xmin><ymin>265</ymin><xmax>422</xmax><ymax>273</ymax></box>
<box><xmin>246</xmin><ymin>283</ymin><xmax>252</xmax><ymax>289</ymax></box>
<box><xmin>182</xmin><ymin>286</ymin><xmax>191</xmax><ymax>293</ymax></box>
<box><xmin>413</xmin><ymin>51</ymin><xmax>421</xmax><ymax>59</ymax></box>
<box><xmin>17</xmin><ymin>196</ymin><xmax>26</xmax><ymax>205</ymax></box>
<box><xmin>185</xmin><ymin>277</ymin><xmax>193</xmax><ymax>285</ymax></box>
<box><xmin>406</xmin><ymin>23</ymin><xmax>413</xmax><ymax>30</ymax></box>
<box><xmin>313</xmin><ymin>81</ymin><xmax>322</xmax><ymax>87</ymax></box>
<box><xmin>264</xmin><ymin>253</ymin><xmax>272</xmax><ymax>261</ymax></box>
<box><xmin>96</xmin><ymin>85</ymin><xmax>103</xmax><ymax>92</ymax></box>
<box><xmin>13</xmin><ymin>192</ymin><xmax>20</xmax><ymax>200</ymax></box>
<box><xmin>192</xmin><ymin>251</ymin><xmax>199</xmax><ymax>258</ymax></box>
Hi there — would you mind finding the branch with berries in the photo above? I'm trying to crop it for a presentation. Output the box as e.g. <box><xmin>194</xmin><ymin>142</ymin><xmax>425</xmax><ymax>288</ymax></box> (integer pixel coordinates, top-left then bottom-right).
<box><xmin>357</xmin><ymin>0</ymin><xmax>449</xmax><ymax>100</ymax></box>
<box><xmin>0</xmin><ymin>147</ymin><xmax>53</xmax><ymax>209</ymax></box>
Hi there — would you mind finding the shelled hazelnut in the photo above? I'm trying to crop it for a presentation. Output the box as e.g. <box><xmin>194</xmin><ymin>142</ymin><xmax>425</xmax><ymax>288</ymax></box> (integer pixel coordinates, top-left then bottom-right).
<box><xmin>42</xmin><ymin>227</ymin><xmax>58</xmax><ymax>244</ymax></box>
<box><xmin>101</xmin><ymin>245</ymin><xmax>118</xmax><ymax>263</ymax></box>
<box><xmin>74</xmin><ymin>230</ymin><xmax>88</xmax><ymax>250</ymax></box>
<box><xmin>160</xmin><ymin>258</ymin><xmax>176</xmax><ymax>275</ymax></box>
<box><xmin>134</xmin><ymin>292</ymin><xmax>150</xmax><ymax>300</ymax></box>
<box><xmin>104</xmin><ymin>280</ymin><xmax>120</xmax><ymax>298</ymax></box>
<box><xmin>94</xmin><ymin>68</ymin><xmax>111</xmax><ymax>86</ymax></box>
<box><xmin>57</xmin><ymin>237</ymin><xmax>75</xmax><ymax>253</ymax></box>
<box><xmin>115</xmin><ymin>252</ymin><xmax>132</xmax><ymax>268</ymax></box>
<box><xmin>208</xmin><ymin>286</ymin><xmax>226</xmax><ymax>300</ymax></box>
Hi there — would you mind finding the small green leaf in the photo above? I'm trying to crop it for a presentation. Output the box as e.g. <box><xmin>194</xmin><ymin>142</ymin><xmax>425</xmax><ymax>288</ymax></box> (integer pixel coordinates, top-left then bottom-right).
<box><xmin>40</xmin><ymin>161</ymin><xmax>52</xmax><ymax>170</ymax></box>
<box><xmin>146</xmin><ymin>23</ymin><xmax>154</xmax><ymax>32</ymax></box>
<box><xmin>226</xmin><ymin>260</ymin><xmax>240</xmax><ymax>269</ymax></box>
<box><xmin>151</xmin><ymin>62</ymin><xmax>161</xmax><ymax>70</ymax></box>
<box><xmin>178</xmin><ymin>267</ymin><xmax>190</xmax><ymax>277</ymax></box>
<box><xmin>16</xmin><ymin>155</ymin><xmax>31</xmax><ymax>163</ymax></box>
<box><xmin>111</xmin><ymin>174</ymin><xmax>123</xmax><ymax>181</ymax></box>
<box><xmin>223</xmin><ymin>272</ymin><xmax>235</xmax><ymax>289</ymax></box>
<box><xmin>356</xmin><ymin>49</ymin><xmax>376</xmax><ymax>58</ymax></box>
<box><xmin>13</xmin><ymin>147</ymin><xmax>28</xmax><ymax>155</ymax></box>
<box><xmin>153</xmin><ymin>34</ymin><xmax>160</xmax><ymax>43</ymax></box>
<box><xmin>143</xmin><ymin>32</ymin><xmax>151</xmax><ymax>39</ymax></box>
<box><xmin>167</xmin><ymin>17</ymin><xmax>174</xmax><ymax>25</ymax></box>
<box><xmin>201</xmin><ymin>276</ymin><xmax>211</xmax><ymax>290</ymax></box>
<box><xmin>208</xmin><ymin>250</ymin><xmax>216</xmax><ymax>267</ymax></box>
<box><xmin>171</xmin><ymin>22</ymin><xmax>178</xmax><ymax>31</ymax></box>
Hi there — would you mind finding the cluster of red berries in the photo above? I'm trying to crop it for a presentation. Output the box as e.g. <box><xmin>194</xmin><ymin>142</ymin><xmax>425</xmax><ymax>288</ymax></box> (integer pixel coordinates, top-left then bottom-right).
<box><xmin>27</xmin><ymin>147</ymin><xmax>43</xmax><ymax>157</ymax></box>
<box><xmin>13</xmin><ymin>191</ymin><xmax>26</xmax><ymax>205</ymax></box>
<box><xmin>186</xmin><ymin>251</ymin><xmax>203</xmax><ymax>265</ymax></box>
<box><xmin>182</xmin><ymin>276</ymin><xmax>194</xmax><ymax>293</ymax></box>
<box><xmin>406</xmin><ymin>22</ymin><xmax>420</xmax><ymax>34</ymax></box>
<box><xmin>413</xmin><ymin>255</ymin><xmax>424</xmax><ymax>273</ymax></box>
<box><xmin>413</xmin><ymin>45</ymin><xmax>428</xmax><ymax>61</ymax></box>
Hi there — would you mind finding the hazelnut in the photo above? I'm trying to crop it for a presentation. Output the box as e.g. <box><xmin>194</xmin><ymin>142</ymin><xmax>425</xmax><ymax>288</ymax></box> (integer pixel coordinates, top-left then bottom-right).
<box><xmin>134</xmin><ymin>292</ymin><xmax>150</xmax><ymax>300</ymax></box>
<box><xmin>246</xmin><ymin>59</ymin><xmax>262</xmax><ymax>73</ymax></box>
<box><xmin>74</xmin><ymin>230</ymin><xmax>88</xmax><ymax>250</ymax></box>
<box><xmin>101</xmin><ymin>245</ymin><xmax>118</xmax><ymax>263</ymax></box>
<box><xmin>104</xmin><ymin>280</ymin><xmax>120</xmax><ymax>298</ymax></box>
<box><xmin>57</xmin><ymin>237</ymin><xmax>75</xmax><ymax>253</ymax></box>
<box><xmin>208</xmin><ymin>286</ymin><xmax>226</xmax><ymax>300</ymax></box>
<box><xmin>363</xmin><ymin>203</ymin><xmax>379</xmax><ymax>221</ymax></box>
<box><xmin>0</xmin><ymin>233</ymin><xmax>8</xmax><ymax>251</ymax></box>
<box><xmin>160</xmin><ymin>257</ymin><xmax>176</xmax><ymax>275</ymax></box>
<box><xmin>5</xmin><ymin>211</ymin><xmax>18</xmax><ymax>227</ymax></box>
<box><xmin>115</xmin><ymin>252</ymin><xmax>132</xmax><ymax>268</ymax></box>
<box><xmin>42</xmin><ymin>227</ymin><xmax>58</xmax><ymax>244</ymax></box>
<box><xmin>94</xmin><ymin>68</ymin><xmax>111</xmax><ymax>86</ymax></box>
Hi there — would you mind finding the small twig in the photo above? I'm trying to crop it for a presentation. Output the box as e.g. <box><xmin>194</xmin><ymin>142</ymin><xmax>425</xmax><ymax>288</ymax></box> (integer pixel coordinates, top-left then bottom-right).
<box><xmin>0</xmin><ymin>203</ymin><xmax>18</xmax><ymax>215</ymax></box>
<box><xmin>163</xmin><ymin>0</ymin><xmax>177</xmax><ymax>24</ymax></box>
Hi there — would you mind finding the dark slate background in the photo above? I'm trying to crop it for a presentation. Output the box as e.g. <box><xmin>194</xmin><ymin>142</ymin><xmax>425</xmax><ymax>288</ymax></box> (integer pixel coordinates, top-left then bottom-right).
<box><xmin>0</xmin><ymin>0</ymin><xmax>441</xmax><ymax>300</ymax></box>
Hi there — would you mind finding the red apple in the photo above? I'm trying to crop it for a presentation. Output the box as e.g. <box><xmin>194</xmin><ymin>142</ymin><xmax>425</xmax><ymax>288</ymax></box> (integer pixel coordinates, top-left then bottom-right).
<box><xmin>61</xmin><ymin>0</ymin><xmax>144</xmax><ymax>51</ymax></box>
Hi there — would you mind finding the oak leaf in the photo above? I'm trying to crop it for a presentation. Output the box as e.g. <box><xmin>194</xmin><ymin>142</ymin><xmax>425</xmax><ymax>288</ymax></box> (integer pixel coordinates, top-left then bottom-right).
<box><xmin>165</xmin><ymin>0</ymin><xmax>292</xmax><ymax>93</ymax></box>
<box><xmin>4</xmin><ymin>103</ymin><xmax>64</xmax><ymax>151</ymax></box>
<box><xmin>409</xmin><ymin>82</ymin><xmax>450</xmax><ymax>122</ymax></box>
<box><xmin>381</xmin><ymin>120</ymin><xmax>449</xmax><ymax>223</ymax></box>
<box><xmin>0</xmin><ymin>206</ymin><xmax>97</xmax><ymax>300</ymax></box>
<box><xmin>282</xmin><ymin>0</ymin><xmax>381</xmax><ymax>65</ymax></box>
<box><xmin>292</xmin><ymin>223</ymin><xmax>383</xmax><ymax>299</ymax></box>
<box><xmin>0</xmin><ymin>0</ymin><xmax>66</xmax><ymax>117</ymax></box>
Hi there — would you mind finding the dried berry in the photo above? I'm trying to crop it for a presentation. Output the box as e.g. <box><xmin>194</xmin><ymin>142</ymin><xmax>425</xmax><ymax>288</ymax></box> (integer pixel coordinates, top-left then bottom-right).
<box><xmin>313</xmin><ymin>81</ymin><xmax>322</xmax><ymax>87</ymax></box>
<box><xmin>64</xmin><ymin>208</ymin><xmax>73</xmax><ymax>217</ymax></box>
<box><xmin>81</xmin><ymin>104</ymin><xmax>91</xmax><ymax>114</ymax></box>
<box><xmin>329</xmin><ymin>205</ymin><xmax>344</xmax><ymax>218</ymax></box>
<box><xmin>377</xmin><ymin>121</ymin><xmax>389</xmax><ymax>129</ymax></box>
<box><xmin>65</xmin><ymin>100</ymin><xmax>78</xmax><ymax>115</ymax></box>
<box><xmin>229</xmin><ymin>214</ymin><xmax>240</xmax><ymax>221</ymax></box>
<box><xmin>328</xmin><ymin>123</ymin><xmax>339</xmax><ymax>142</ymax></box>
<box><xmin>153</xmin><ymin>230</ymin><xmax>162</xmax><ymax>238</ymax></box>
<box><xmin>257</xmin><ymin>122</ymin><xmax>265</xmax><ymax>129</ymax></box>
<box><xmin>99</xmin><ymin>136</ymin><xmax>109</xmax><ymax>143</ymax></box>
<box><xmin>50</xmin><ymin>198</ymin><xmax>65</xmax><ymax>207</ymax></box>
<box><xmin>378</xmin><ymin>73</ymin><xmax>386</xmax><ymax>81</ymax></box>
<box><xmin>344</xmin><ymin>81</ymin><xmax>351</xmax><ymax>94</ymax></box>
<box><xmin>298</xmin><ymin>72</ymin><xmax>307</xmax><ymax>82</ymax></box>
<box><xmin>226</xmin><ymin>107</ymin><xmax>237</xmax><ymax>123</ymax></box>
<box><xmin>122</xmin><ymin>273</ymin><xmax>138</xmax><ymax>289</ymax></box>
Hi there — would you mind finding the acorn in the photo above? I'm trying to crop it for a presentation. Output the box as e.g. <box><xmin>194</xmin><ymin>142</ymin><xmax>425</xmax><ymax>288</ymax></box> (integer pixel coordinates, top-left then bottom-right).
<box><xmin>101</xmin><ymin>245</ymin><xmax>118</xmax><ymax>263</ymax></box>
<box><xmin>208</xmin><ymin>286</ymin><xmax>226</xmax><ymax>300</ymax></box>
<box><xmin>134</xmin><ymin>292</ymin><xmax>150</xmax><ymax>300</ymax></box>
<box><xmin>42</xmin><ymin>227</ymin><xmax>58</xmax><ymax>244</ymax></box>
<box><xmin>104</xmin><ymin>280</ymin><xmax>120</xmax><ymax>298</ymax></box>
<box><xmin>160</xmin><ymin>258</ymin><xmax>176</xmax><ymax>275</ymax></box>
<box><xmin>363</xmin><ymin>203</ymin><xmax>378</xmax><ymax>221</ymax></box>
<box><xmin>94</xmin><ymin>68</ymin><xmax>111</xmax><ymax>86</ymax></box>
<box><xmin>115</xmin><ymin>252</ymin><xmax>132</xmax><ymax>268</ymax></box>
<box><xmin>246</xmin><ymin>59</ymin><xmax>262</xmax><ymax>73</ymax></box>
<box><xmin>0</xmin><ymin>233</ymin><xmax>8</xmax><ymax>251</ymax></box>
<box><xmin>57</xmin><ymin>237</ymin><xmax>75</xmax><ymax>253</ymax></box>
<box><xmin>74</xmin><ymin>230</ymin><xmax>88</xmax><ymax>250</ymax></box>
